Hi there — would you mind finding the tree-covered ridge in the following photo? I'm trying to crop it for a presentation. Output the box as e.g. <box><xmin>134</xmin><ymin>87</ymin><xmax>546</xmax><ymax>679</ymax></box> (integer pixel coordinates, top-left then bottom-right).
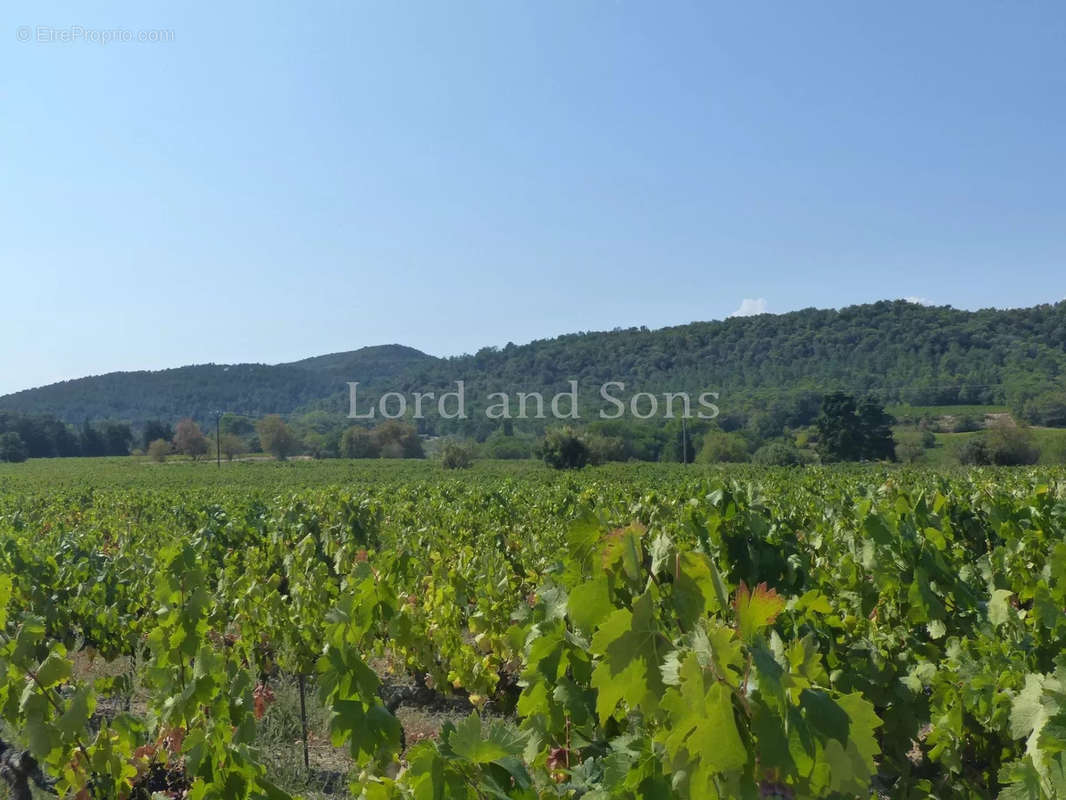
<box><xmin>283</xmin><ymin>343</ymin><xmax>434</xmax><ymax>379</ymax></box>
<box><xmin>0</xmin><ymin>346</ymin><xmax>438</xmax><ymax>424</ymax></box>
<box><xmin>426</xmin><ymin>300</ymin><xmax>1066</xmax><ymax>404</ymax></box>
<box><xmin>2</xmin><ymin>300</ymin><xmax>1065</xmax><ymax>427</ymax></box>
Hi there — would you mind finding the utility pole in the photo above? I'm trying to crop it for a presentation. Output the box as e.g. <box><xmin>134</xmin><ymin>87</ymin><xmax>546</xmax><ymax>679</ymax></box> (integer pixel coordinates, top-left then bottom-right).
<box><xmin>216</xmin><ymin>411</ymin><xmax>222</xmax><ymax>469</ymax></box>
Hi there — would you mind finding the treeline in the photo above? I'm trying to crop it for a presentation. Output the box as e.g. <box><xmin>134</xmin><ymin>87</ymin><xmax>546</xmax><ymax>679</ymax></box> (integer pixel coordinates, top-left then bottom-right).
<box><xmin>137</xmin><ymin>392</ymin><xmax>900</xmax><ymax>468</ymax></box>
<box><xmin>0</xmin><ymin>412</ymin><xmax>135</xmax><ymax>462</ymax></box>
<box><xmin>3</xmin><ymin>301</ymin><xmax>1066</xmax><ymax>431</ymax></box>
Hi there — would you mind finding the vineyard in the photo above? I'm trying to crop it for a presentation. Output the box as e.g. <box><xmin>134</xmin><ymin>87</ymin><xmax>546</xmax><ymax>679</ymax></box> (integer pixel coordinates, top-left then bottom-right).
<box><xmin>0</xmin><ymin>460</ymin><xmax>1065</xmax><ymax>799</ymax></box>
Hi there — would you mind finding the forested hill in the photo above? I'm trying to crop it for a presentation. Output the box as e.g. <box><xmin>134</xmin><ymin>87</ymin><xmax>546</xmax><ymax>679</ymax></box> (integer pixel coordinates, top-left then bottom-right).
<box><xmin>0</xmin><ymin>345</ymin><xmax>439</xmax><ymax>424</ymax></box>
<box><xmin>2</xmin><ymin>301</ymin><xmax>1065</xmax><ymax>426</ymax></box>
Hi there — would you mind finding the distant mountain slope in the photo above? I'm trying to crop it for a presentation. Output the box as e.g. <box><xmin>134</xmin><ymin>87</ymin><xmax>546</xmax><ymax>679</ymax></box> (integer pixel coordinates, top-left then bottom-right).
<box><xmin>304</xmin><ymin>301</ymin><xmax>1066</xmax><ymax>422</ymax></box>
<box><xmin>0</xmin><ymin>345</ymin><xmax>435</xmax><ymax>424</ymax></box>
<box><xmin>285</xmin><ymin>344</ymin><xmax>436</xmax><ymax>379</ymax></box>
<box><xmin>2</xmin><ymin>301</ymin><xmax>1064</xmax><ymax>426</ymax></box>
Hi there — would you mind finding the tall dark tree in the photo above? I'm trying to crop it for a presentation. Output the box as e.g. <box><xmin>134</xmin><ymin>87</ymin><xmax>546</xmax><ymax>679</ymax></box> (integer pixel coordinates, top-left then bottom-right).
<box><xmin>817</xmin><ymin>393</ymin><xmax>864</xmax><ymax>462</ymax></box>
<box><xmin>103</xmin><ymin>422</ymin><xmax>133</xmax><ymax>456</ymax></box>
<box><xmin>856</xmin><ymin>398</ymin><xmax>896</xmax><ymax>460</ymax></box>
<box><xmin>142</xmin><ymin>420</ymin><xmax>174</xmax><ymax>451</ymax></box>
<box><xmin>79</xmin><ymin>420</ymin><xmax>107</xmax><ymax>457</ymax></box>
<box><xmin>817</xmin><ymin>393</ymin><xmax>896</xmax><ymax>462</ymax></box>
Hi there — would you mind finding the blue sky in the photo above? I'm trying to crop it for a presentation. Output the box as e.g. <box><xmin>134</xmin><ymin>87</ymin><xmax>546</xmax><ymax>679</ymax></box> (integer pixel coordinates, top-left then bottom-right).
<box><xmin>2</xmin><ymin>1</ymin><xmax>1064</xmax><ymax>395</ymax></box>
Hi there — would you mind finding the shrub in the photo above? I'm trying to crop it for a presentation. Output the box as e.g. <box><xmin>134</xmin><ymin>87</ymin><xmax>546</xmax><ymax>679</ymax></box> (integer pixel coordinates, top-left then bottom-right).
<box><xmin>539</xmin><ymin>427</ymin><xmax>590</xmax><ymax>470</ymax></box>
<box><xmin>697</xmin><ymin>431</ymin><xmax>750</xmax><ymax>463</ymax></box>
<box><xmin>1022</xmin><ymin>391</ymin><xmax>1066</xmax><ymax>427</ymax></box>
<box><xmin>951</xmin><ymin>415</ymin><xmax>981</xmax><ymax>433</ymax></box>
<box><xmin>146</xmin><ymin>438</ymin><xmax>170</xmax><ymax>463</ymax></box>
<box><xmin>440</xmin><ymin>439</ymin><xmax>475</xmax><ymax>470</ymax></box>
<box><xmin>957</xmin><ymin>438</ymin><xmax>992</xmax><ymax>465</ymax></box>
<box><xmin>380</xmin><ymin>441</ymin><xmax>406</xmax><ymax>459</ymax></box>
<box><xmin>482</xmin><ymin>435</ymin><xmax>532</xmax><ymax>460</ymax></box>
<box><xmin>340</xmin><ymin>426</ymin><xmax>380</xmax><ymax>459</ymax></box>
<box><xmin>894</xmin><ymin>433</ymin><xmax>925</xmax><ymax>464</ymax></box>
<box><xmin>984</xmin><ymin>422</ymin><xmax>1039</xmax><ymax>465</ymax></box>
<box><xmin>219</xmin><ymin>433</ymin><xmax>247</xmax><ymax>461</ymax></box>
<box><xmin>302</xmin><ymin>432</ymin><xmax>331</xmax><ymax>460</ymax></box>
<box><xmin>257</xmin><ymin>415</ymin><xmax>299</xmax><ymax>461</ymax></box>
<box><xmin>371</xmin><ymin>421</ymin><xmax>423</xmax><ymax>459</ymax></box>
<box><xmin>0</xmin><ymin>432</ymin><xmax>29</xmax><ymax>463</ymax></box>
<box><xmin>752</xmin><ymin>442</ymin><xmax>807</xmax><ymax>466</ymax></box>
<box><xmin>956</xmin><ymin>422</ymin><xmax>1040</xmax><ymax>466</ymax></box>
<box><xmin>587</xmin><ymin>434</ymin><xmax>627</xmax><ymax>465</ymax></box>
<box><xmin>173</xmin><ymin>418</ymin><xmax>208</xmax><ymax>460</ymax></box>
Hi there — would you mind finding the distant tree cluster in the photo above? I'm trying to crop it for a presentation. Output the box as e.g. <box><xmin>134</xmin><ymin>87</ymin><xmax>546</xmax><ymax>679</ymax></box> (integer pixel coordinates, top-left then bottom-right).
<box><xmin>339</xmin><ymin>420</ymin><xmax>424</xmax><ymax>459</ymax></box>
<box><xmin>0</xmin><ymin>411</ymin><xmax>134</xmax><ymax>460</ymax></box>
<box><xmin>1018</xmin><ymin>390</ymin><xmax>1066</xmax><ymax>428</ymax></box>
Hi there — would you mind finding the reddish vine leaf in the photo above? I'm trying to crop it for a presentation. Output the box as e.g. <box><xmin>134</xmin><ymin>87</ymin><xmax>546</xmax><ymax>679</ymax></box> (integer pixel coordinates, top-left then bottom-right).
<box><xmin>734</xmin><ymin>581</ymin><xmax>785</xmax><ymax>642</ymax></box>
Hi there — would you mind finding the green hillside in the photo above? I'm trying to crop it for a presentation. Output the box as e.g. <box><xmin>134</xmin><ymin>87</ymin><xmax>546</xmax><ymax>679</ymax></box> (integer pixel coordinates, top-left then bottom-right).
<box><xmin>2</xmin><ymin>300</ymin><xmax>1065</xmax><ymax>432</ymax></box>
<box><xmin>0</xmin><ymin>345</ymin><xmax>437</xmax><ymax>424</ymax></box>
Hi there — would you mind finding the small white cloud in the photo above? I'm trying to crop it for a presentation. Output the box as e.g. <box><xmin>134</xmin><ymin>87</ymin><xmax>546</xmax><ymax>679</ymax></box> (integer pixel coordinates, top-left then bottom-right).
<box><xmin>729</xmin><ymin>298</ymin><xmax>768</xmax><ymax>317</ymax></box>
<box><xmin>903</xmin><ymin>296</ymin><xmax>929</xmax><ymax>305</ymax></box>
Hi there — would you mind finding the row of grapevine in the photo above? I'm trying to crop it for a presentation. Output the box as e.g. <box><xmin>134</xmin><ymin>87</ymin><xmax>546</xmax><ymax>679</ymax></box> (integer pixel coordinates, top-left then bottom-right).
<box><xmin>0</xmin><ymin>465</ymin><xmax>1064</xmax><ymax>798</ymax></box>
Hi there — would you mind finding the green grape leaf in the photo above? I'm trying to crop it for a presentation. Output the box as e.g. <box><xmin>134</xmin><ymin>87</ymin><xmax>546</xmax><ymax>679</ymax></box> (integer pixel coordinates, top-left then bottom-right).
<box><xmin>447</xmin><ymin>713</ymin><xmax>525</xmax><ymax>764</ymax></box>
<box><xmin>649</xmin><ymin>532</ymin><xmax>673</xmax><ymax>578</ymax></box>
<box><xmin>659</xmin><ymin>653</ymin><xmax>746</xmax><ymax>774</ymax></box>
<box><xmin>601</xmin><ymin>524</ymin><xmax>645</xmax><ymax>586</ymax></box>
<box><xmin>329</xmin><ymin>700</ymin><xmax>402</xmax><ymax>763</ymax></box>
<box><xmin>801</xmin><ymin>689</ymin><xmax>850</xmax><ymax>744</ymax></box>
<box><xmin>692</xmin><ymin>622</ymin><xmax>745</xmax><ymax>682</ymax></box>
<box><xmin>822</xmin><ymin>691</ymin><xmax>881</xmax><ymax>794</ymax></box>
<box><xmin>590</xmin><ymin>591</ymin><xmax>668</xmax><ymax>722</ymax></box>
<box><xmin>796</xmin><ymin>590</ymin><xmax>832</xmax><ymax>615</ymax></box>
<box><xmin>752</xmin><ymin>705</ymin><xmax>796</xmax><ymax>778</ymax></box>
<box><xmin>35</xmin><ymin>651</ymin><xmax>72</xmax><ymax>689</ymax></box>
<box><xmin>1011</xmin><ymin>673</ymin><xmax>1055</xmax><ymax>740</ymax></box>
<box><xmin>672</xmin><ymin>551</ymin><xmax>722</xmax><ymax>629</ymax></box>
<box><xmin>990</xmin><ymin>589</ymin><xmax>1015</xmax><ymax>627</ymax></box>
<box><xmin>569</xmin><ymin>576</ymin><xmax>613</xmax><ymax>636</ymax></box>
<box><xmin>998</xmin><ymin>757</ymin><xmax>1044</xmax><ymax>800</ymax></box>
<box><xmin>863</xmin><ymin>513</ymin><xmax>895</xmax><ymax>546</ymax></box>
<box><xmin>57</xmin><ymin>685</ymin><xmax>95</xmax><ymax>737</ymax></box>
<box><xmin>538</xmin><ymin>583</ymin><xmax>570</xmax><ymax>623</ymax></box>
<box><xmin>734</xmin><ymin>582</ymin><xmax>785</xmax><ymax>642</ymax></box>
